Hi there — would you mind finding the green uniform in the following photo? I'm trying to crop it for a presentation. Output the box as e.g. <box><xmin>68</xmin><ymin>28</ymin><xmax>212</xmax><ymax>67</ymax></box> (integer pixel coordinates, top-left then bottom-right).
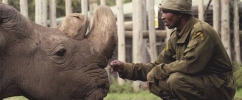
<box><xmin>119</xmin><ymin>17</ymin><xmax>235</xmax><ymax>100</ymax></box>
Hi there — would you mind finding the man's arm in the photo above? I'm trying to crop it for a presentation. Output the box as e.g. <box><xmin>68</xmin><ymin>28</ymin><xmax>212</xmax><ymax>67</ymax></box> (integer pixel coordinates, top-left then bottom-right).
<box><xmin>148</xmin><ymin>31</ymin><xmax>213</xmax><ymax>80</ymax></box>
<box><xmin>118</xmin><ymin>39</ymin><xmax>176</xmax><ymax>81</ymax></box>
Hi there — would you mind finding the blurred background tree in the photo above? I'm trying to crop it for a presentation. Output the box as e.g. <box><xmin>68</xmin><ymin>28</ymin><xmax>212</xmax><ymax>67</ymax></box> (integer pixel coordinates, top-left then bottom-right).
<box><xmin>0</xmin><ymin>0</ymin><xmax>132</xmax><ymax>21</ymax></box>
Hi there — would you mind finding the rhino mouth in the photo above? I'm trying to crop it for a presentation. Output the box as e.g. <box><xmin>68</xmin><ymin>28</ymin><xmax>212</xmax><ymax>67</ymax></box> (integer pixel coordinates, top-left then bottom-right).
<box><xmin>82</xmin><ymin>68</ymin><xmax>110</xmax><ymax>100</ymax></box>
<box><xmin>97</xmin><ymin>80</ymin><xmax>110</xmax><ymax>95</ymax></box>
<box><xmin>84</xmin><ymin>79</ymin><xmax>109</xmax><ymax>100</ymax></box>
<box><xmin>97</xmin><ymin>81</ymin><xmax>109</xmax><ymax>91</ymax></box>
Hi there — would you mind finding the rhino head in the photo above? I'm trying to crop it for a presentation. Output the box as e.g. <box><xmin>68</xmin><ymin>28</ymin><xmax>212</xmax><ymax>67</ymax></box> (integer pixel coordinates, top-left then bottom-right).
<box><xmin>0</xmin><ymin>3</ymin><xmax>117</xmax><ymax>100</ymax></box>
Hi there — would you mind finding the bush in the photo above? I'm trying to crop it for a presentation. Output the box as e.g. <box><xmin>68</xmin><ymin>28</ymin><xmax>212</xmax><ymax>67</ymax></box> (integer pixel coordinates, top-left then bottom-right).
<box><xmin>234</xmin><ymin>64</ymin><xmax>242</xmax><ymax>89</ymax></box>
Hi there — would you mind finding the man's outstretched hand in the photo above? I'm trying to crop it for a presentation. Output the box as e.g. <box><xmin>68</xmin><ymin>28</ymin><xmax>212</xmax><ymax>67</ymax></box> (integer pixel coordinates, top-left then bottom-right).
<box><xmin>109</xmin><ymin>60</ymin><xmax>124</xmax><ymax>73</ymax></box>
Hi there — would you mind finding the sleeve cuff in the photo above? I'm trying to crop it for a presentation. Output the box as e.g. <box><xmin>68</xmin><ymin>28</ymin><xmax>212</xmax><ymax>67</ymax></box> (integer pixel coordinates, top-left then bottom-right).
<box><xmin>147</xmin><ymin>68</ymin><xmax>155</xmax><ymax>82</ymax></box>
<box><xmin>153</xmin><ymin>64</ymin><xmax>168</xmax><ymax>80</ymax></box>
<box><xmin>118</xmin><ymin>62</ymin><xmax>134</xmax><ymax>79</ymax></box>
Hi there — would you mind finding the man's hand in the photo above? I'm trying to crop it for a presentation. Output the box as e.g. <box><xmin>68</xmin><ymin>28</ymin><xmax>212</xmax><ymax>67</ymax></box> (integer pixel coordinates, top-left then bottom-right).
<box><xmin>147</xmin><ymin>70</ymin><xmax>155</xmax><ymax>82</ymax></box>
<box><xmin>147</xmin><ymin>70</ymin><xmax>155</xmax><ymax>93</ymax></box>
<box><xmin>147</xmin><ymin>82</ymin><xmax>152</xmax><ymax>93</ymax></box>
<box><xmin>109</xmin><ymin>60</ymin><xmax>124</xmax><ymax>73</ymax></box>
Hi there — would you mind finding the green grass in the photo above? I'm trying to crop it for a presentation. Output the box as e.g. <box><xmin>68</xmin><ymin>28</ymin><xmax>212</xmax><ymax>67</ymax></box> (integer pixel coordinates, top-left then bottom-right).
<box><xmin>3</xmin><ymin>88</ymin><xmax>242</xmax><ymax>100</ymax></box>
<box><xmin>3</xmin><ymin>96</ymin><xmax>28</xmax><ymax>100</ymax></box>
<box><xmin>104</xmin><ymin>90</ymin><xmax>161</xmax><ymax>100</ymax></box>
<box><xmin>236</xmin><ymin>88</ymin><xmax>242</xmax><ymax>98</ymax></box>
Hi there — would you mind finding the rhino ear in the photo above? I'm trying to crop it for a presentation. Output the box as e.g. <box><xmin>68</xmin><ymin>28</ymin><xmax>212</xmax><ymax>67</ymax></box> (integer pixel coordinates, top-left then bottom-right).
<box><xmin>86</xmin><ymin>5</ymin><xmax>117</xmax><ymax>60</ymax></box>
<box><xmin>57</xmin><ymin>13</ymin><xmax>88</xmax><ymax>40</ymax></box>
<box><xmin>0</xmin><ymin>3</ymin><xmax>34</xmax><ymax>39</ymax></box>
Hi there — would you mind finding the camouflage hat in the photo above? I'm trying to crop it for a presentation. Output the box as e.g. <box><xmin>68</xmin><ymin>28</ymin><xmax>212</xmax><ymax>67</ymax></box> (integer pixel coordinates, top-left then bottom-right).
<box><xmin>159</xmin><ymin>0</ymin><xmax>192</xmax><ymax>15</ymax></box>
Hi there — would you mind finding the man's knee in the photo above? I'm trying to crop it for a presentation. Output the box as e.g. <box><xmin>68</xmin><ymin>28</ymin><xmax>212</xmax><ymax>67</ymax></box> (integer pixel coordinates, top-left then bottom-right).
<box><xmin>167</xmin><ymin>72</ymin><xmax>186</xmax><ymax>89</ymax></box>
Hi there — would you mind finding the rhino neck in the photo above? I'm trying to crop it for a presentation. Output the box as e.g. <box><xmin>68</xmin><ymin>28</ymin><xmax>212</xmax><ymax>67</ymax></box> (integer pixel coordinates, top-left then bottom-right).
<box><xmin>0</xmin><ymin>58</ymin><xmax>24</xmax><ymax>99</ymax></box>
<box><xmin>0</xmin><ymin>83</ymin><xmax>23</xmax><ymax>99</ymax></box>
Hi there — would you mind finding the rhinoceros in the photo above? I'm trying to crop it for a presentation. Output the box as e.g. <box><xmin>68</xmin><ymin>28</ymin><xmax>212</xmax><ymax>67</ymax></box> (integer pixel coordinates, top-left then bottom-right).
<box><xmin>0</xmin><ymin>3</ymin><xmax>117</xmax><ymax>100</ymax></box>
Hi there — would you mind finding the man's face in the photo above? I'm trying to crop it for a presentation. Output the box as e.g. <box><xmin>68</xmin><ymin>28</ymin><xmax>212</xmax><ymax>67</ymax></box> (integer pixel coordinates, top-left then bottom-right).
<box><xmin>161</xmin><ymin>10</ymin><xmax>181</xmax><ymax>29</ymax></box>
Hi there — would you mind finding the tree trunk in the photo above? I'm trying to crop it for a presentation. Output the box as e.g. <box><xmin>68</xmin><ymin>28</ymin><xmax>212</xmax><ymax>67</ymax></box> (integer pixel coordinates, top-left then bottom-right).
<box><xmin>213</xmin><ymin>0</ymin><xmax>220</xmax><ymax>34</ymax></box>
<box><xmin>43</xmin><ymin>0</ymin><xmax>47</xmax><ymax>26</ymax></box>
<box><xmin>49</xmin><ymin>0</ymin><xmax>57</xmax><ymax>27</ymax></box>
<box><xmin>147</xmin><ymin>0</ymin><xmax>157</xmax><ymax>62</ymax></box>
<box><xmin>35</xmin><ymin>0</ymin><xmax>42</xmax><ymax>25</ymax></box>
<box><xmin>35</xmin><ymin>0</ymin><xmax>47</xmax><ymax>26</ymax></box>
<box><xmin>81</xmin><ymin>0</ymin><xmax>89</xmax><ymax>32</ymax></box>
<box><xmin>132</xmin><ymin>0</ymin><xmax>143</xmax><ymax>92</ymax></box>
<box><xmin>142</xmin><ymin>0</ymin><xmax>148</xmax><ymax>63</ymax></box>
<box><xmin>100</xmin><ymin>0</ymin><xmax>106</xmax><ymax>5</ymax></box>
<box><xmin>2</xmin><ymin>0</ymin><xmax>8</xmax><ymax>4</ymax></box>
<box><xmin>35</xmin><ymin>0</ymin><xmax>41</xmax><ymax>24</ymax></box>
<box><xmin>20</xmin><ymin>0</ymin><xmax>28</xmax><ymax>18</ymax></box>
<box><xmin>89</xmin><ymin>0</ymin><xmax>98</xmax><ymax>28</ymax></box>
<box><xmin>116</xmin><ymin>0</ymin><xmax>125</xmax><ymax>86</ymax></box>
<box><xmin>198</xmin><ymin>0</ymin><xmax>204</xmax><ymax>21</ymax></box>
<box><xmin>65</xmin><ymin>0</ymin><xmax>72</xmax><ymax>16</ymax></box>
<box><xmin>81</xmin><ymin>0</ymin><xmax>88</xmax><ymax>16</ymax></box>
<box><xmin>221</xmin><ymin>0</ymin><xmax>231</xmax><ymax>59</ymax></box>
<box><xmin>234</xmin><ymin>0</ymin><xmax>241</xmax><ymax>63</ymax></box>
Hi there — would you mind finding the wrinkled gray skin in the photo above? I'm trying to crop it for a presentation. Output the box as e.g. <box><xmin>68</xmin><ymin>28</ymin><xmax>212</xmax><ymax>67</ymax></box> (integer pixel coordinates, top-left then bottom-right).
<box><xmin>0</xmin><ymin>3</ymin><xmax>117</xmax><ymax>100</ymax></box>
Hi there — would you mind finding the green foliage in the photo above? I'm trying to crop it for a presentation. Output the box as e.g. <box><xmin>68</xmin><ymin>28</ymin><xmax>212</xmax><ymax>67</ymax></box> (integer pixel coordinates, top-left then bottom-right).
<box><xmin>235</xmin><ymin>88</ymin><xmax>242</xmax><ymax>98</ymax></box>
<box><xmin>234</xmin><ymin>63</ymin><xmax>242</xmax><ymax>89</ymax></box>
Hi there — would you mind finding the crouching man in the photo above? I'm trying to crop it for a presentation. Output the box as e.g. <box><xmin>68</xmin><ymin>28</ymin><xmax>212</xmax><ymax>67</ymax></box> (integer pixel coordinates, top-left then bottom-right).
<box><xmin>110</xmin><ymin>0</ymin><xmax>235</xmax><ymax>99</ymax></box>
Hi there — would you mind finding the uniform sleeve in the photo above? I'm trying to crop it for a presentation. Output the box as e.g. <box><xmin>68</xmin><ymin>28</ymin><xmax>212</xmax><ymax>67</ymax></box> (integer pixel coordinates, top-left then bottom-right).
<box><xmin>118</xmin><ymin>62</ymin><xmax>156</xmax><ymax>81</ymax></box>
<box><xmin>119</xmin><ymin>39</ymin><xmax>176</xmax><ymax>81</ymax></box>
<box><xmin>150</xmin><ymin>31</ymin><xmax>213</xmax><ymax>80</ymax></box>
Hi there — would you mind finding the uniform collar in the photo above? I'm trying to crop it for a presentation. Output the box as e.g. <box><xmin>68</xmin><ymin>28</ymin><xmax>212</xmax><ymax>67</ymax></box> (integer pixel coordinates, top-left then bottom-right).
<box><xmin>176</xmin><ymin>16</ymin><xmax>196</xmax><ymax>43</ymax></box>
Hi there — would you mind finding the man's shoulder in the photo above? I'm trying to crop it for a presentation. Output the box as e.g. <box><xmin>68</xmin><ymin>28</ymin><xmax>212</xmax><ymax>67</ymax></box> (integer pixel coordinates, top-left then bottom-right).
<box><xmin>192</xmin><ymin>19</ymin><xmax>214</xmax><ymax>34</ymax></box>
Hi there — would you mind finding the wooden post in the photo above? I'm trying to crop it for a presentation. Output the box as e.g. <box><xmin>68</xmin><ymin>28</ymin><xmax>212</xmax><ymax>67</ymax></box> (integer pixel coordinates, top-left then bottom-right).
<box><xmin>116</xmin><ymin>0</ymin><xmax>125</xmax><ymax>86</ymax></box>
<box><xmin>35</xmin><ymin>0</ymin><xmax>40</xmax><ymax>24</ymax></box>
<box><xmin>234</xmin><ymin>0</ymin><xmax>241</xmax><ymax>63</ymax></box>
<box><xmin>142</xmin><ymin>0</ymin><xmax>148</xmax><ymax>63</ymax></box>
<box><xmin>221</xmin><ymin>0</ymin><xmax>231</xmax><ymax>59</ymax></box>
<box><xmin>100</xmin><ymin>0</ymin><xmax>106</xmax><ymax>5</ymax></box>
<box><xmin>43</xmin><ymin>0</ymin><xmax>47</xmax><ymax>26</ymax></box>
<box><xmin>147</xmin><ymin>0</ymin><xmax>157</xmax><ymax>62</ymax></box>
<box><xmin>49</xmin><ymin>0</ymin><xmax>57</xmax><ymax>27</ymax></box>
<box><xmin>198</xmin><ymin>0</ymin><xmax>204</xmax><ymax>21</ymax></box>
<box><xmin>2</xmin><ymin>0</ymin><xmax>8</xmax><ymax>4</ymax></box>
<box><xmin>20</xmin><ymin>0</ymin><xmax>28</xmax><ymax>18</ymax></box>
<box><xmin>65</xmin><ymin>0</ymin><xmax>72</xmax><ymax>16</ymax></box>
<box><xmin>213</xmin><ymin>0</ymin><xmax>220</xmax><ymax>34</ymax></box>
<box><xmin>89</xmin><ymin>0</ymin><xmax>98</xmax><ymax>28</ymax></box>
<box><xmin>142</xmin><ymin>0</ymin><xmax>147</xmax><ymax>30</ymax></box>
<box><xmin>81</xmin><ymin>0</ymin><xmax>88</xmax><ymax>16</ymax></box>
<box><xmin>132</xmin><ymin>0</ymin><xmax>143</xmax><ymax>92</ymax></box>
<box><xmin>35</xmin><ymin>0</ymin><xmax>47</xmax><ymax>26</ymax></box>
<box><xmin>81</xmin><ymin>0</ymin><xmax>89</xmax><ymax>32</ymax></box>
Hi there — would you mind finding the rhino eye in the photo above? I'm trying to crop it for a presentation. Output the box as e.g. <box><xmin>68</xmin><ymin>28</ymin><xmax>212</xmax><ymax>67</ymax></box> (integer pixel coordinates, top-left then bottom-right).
<box><xmin>56</xmin><ymin>49</ymin><xmax>66</xmax><ymax>57</ymax></box>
